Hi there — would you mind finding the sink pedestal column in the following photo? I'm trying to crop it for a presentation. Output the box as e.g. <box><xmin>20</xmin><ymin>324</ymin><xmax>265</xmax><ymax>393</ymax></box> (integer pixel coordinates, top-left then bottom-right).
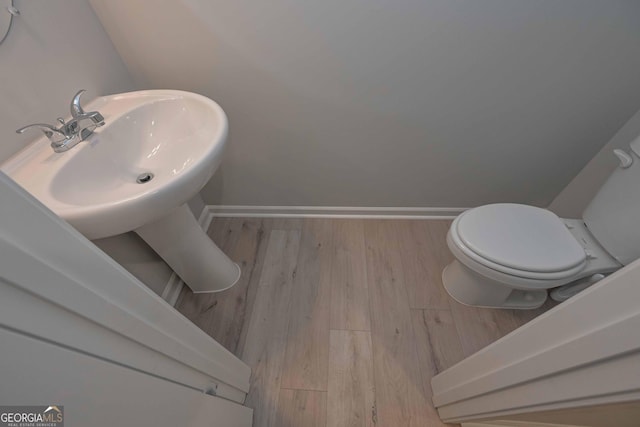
<box><xmin>135</xmin><ymin>204</ymin><xmax>241</xmax><ymax>293</ymax></box>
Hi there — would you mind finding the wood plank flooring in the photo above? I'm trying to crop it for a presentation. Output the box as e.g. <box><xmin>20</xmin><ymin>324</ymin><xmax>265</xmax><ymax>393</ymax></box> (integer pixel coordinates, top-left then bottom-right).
<box><xmin>281</xmin><ymin>219</ymin><xmax>333</xmax><ymax>391</ymax></box>
<box><xmin>327</xmin><ymin>330</ymin><xmax>375</xmax><ymax>427</ymax></box>
<box><xmin>175</xmin><ymin>218</ymin><xmax>556</xmax><ymax>427</ymax></box>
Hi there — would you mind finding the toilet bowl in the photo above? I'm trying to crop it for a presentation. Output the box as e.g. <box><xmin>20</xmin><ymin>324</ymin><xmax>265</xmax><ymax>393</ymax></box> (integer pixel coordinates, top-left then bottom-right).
<box><xmin>442</xmin><ymin>204</ymin><xmax>619</xmax><ymax>309</ymax></box>
<box><xmin>442</xmin><ymin>136</ymin><xmax>640</xmax><ymax>309</ymax></box>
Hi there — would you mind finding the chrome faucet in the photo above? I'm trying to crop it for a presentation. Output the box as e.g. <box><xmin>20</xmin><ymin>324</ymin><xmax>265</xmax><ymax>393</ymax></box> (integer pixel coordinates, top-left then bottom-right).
<box><xmin>16</xmin><ymin>90</ymin><xmax>105</xmax><ymax>153</ymax></box>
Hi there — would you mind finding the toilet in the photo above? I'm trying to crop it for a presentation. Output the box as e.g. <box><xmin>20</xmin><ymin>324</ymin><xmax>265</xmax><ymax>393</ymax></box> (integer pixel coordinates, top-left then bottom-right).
<box><xmin>442</xmin><ymin>137</ymin><xmax>640</xmax><ymax>309</ymax></box>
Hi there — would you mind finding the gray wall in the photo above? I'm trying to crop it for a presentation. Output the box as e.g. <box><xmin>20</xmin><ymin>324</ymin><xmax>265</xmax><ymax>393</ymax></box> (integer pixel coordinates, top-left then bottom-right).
<box><xmin>91</xmin><ymin>0</ymin><xmax>640</xmax><ymax>208</ymax></box>
<box><xmin>0</xmin><ymin>0</ymin><xmax>173</xmax><ymax>296</ymax></box>
<box><xmin>0</xmin><ymin>0</ymin><xmax>133</xmax><ymax>162</ymax></box>
<box><xmin>549</xmin><ymin>108</ymin><xmax>640</xmax><ymax>218</ymax></box>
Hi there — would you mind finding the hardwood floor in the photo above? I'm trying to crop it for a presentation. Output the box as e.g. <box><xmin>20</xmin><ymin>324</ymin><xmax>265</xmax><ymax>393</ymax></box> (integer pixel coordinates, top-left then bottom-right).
<box><xmin>175</xmin><ymin>218</ymin><xmax>555</xmax><ymax>427</ymax></box>
<box><xmin>364</xmin><ymin>220</ymin><xmax>434</xmax><ymax>426</ymax></box>
<box><xmin>281</xmin><ymin>219</ymin><xmax>333</xmax><ymax>391</ymax></box>
<box><xmin>327</xmin><ymin>330</ymin><xmax>375</xmax><ymax>427</ymax></box>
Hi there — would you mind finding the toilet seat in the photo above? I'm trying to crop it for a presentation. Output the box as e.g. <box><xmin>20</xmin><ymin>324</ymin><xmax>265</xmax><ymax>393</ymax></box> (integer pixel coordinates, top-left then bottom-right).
<box><xmin>443</xmin><ymin>205</ymin><xmax>620</xmax><ymax>309</ymax></box>
<box><xmin>450</xmin><ymin>204</ymin><xmax>587</xmax><ymax>280</ymax></box>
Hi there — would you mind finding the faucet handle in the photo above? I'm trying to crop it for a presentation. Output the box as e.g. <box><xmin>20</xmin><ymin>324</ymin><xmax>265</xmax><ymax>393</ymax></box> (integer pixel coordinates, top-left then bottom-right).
<box><xmin>16</xmin><ymin>123</ymin><xmax>69</xmax><ymax>143</ymax></box>
<box><xmin>70</xmin><ymin>89</ymin><xmax>87</xmax><ymax>118</ymax></box>
<box><xmin>17</xmin><ymin>123</ymin><xmax>58</xmax><ymax>135</ymax></box>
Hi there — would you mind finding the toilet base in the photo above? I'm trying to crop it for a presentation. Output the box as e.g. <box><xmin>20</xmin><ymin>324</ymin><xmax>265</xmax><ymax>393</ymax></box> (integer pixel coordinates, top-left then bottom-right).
<box><xmin>442</xmin><ymin>260</ymin><xmax>547</xmax><ymax>309</ymax></box>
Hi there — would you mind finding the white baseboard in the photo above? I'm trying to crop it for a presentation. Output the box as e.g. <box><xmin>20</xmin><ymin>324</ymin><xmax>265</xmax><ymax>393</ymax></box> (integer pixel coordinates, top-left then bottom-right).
<box><xmin>162</xmin><ymin>204</ymin><xmax>466</xmax><ymax>306</ymax></box>
<box><xmin>206</xmin><ymin>205</ymin><xmax>468</xmax><ymax>219</ymax></box>
<box><xmin>160</xmin><ymin>273</ymin><xmax>183</xmax><ymax>306</ymax></box>
<box><xmin>161</xmin><ymin>207</ymin><xmax>215</xmax><ymax>307</ymax></box>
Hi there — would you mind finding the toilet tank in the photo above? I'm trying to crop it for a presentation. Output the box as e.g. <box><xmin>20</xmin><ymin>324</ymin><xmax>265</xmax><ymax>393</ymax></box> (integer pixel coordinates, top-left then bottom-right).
<box><xmin>583</xmin><ymin>136</ymin><xmax>640</xmax><ymax>266</ymax></box>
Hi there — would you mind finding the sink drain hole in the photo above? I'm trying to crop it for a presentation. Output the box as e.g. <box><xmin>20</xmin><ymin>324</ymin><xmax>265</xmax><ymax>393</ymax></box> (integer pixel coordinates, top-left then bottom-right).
<box><xmin>136</xmin><ymin>172</ymin><xmax>154</xmax><ymax>184</ymax></box>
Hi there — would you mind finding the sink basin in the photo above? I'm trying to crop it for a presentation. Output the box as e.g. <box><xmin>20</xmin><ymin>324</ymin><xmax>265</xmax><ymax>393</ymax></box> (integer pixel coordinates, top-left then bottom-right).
<box><xmin>3</xmin><ymin>90</ymin><xmax>227</xmax><ymax>239</ymax></box>
<box><xmin>2</xmin><ymin>90</ymin><xmax>240</xmax><ymax>293</ymax></box>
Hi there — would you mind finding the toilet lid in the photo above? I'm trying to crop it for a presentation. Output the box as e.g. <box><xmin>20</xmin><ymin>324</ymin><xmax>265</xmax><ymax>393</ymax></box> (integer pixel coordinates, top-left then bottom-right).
<box><xmin>455</xmin><ymin>204</ymin><xmax>586</xmax><ymax>273</ymax></box>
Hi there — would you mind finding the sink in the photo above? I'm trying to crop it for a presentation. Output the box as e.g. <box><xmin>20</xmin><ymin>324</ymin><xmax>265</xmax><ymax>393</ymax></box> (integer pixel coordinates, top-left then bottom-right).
<box><xmin>2</xmin><ymin>90</ymin><xmax>240</xmax><ymax>293</ymax></box>
<box><xmin>4</xmin><ymin>90</ymin><xmax>226</xmax><ymax>239</ymax></box>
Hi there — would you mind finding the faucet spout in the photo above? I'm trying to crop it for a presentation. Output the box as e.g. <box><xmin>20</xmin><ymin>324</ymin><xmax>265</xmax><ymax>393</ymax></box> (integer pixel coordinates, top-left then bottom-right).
<box><xmin>68</xmin><ymin>89</ymin><xmax>105</xmax><ymax>135</ymax></box>
<box><xmin>70</xmin><ymin>89</ymin><xmax>87</xmax><ymax>118</ymax></box>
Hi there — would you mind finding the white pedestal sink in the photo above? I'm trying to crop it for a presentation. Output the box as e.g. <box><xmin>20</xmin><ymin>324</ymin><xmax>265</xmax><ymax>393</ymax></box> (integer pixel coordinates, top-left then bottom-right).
<box><xmin>2</xmin><ymin>90</ymin><xmax>240</xmax><ymax>293</ymax></box>
<box><xmin>135</xmin><ymin>204</ymin><xmax>240</xmax><ymax>293</ymax></box>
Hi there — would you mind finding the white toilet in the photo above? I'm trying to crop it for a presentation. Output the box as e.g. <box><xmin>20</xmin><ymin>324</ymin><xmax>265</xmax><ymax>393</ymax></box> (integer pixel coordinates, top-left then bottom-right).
<box><xmin>442</xmin><ymin>138</ymin><xmax>640</xmax><ymax>309</ymax></box>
